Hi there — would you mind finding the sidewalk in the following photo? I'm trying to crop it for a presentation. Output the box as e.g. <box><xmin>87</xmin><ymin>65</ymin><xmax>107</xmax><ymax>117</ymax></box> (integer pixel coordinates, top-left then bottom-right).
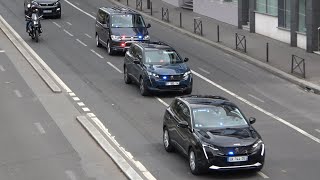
<box><xmin>113</xmin><ymin>0</ymin><xmax>320</xmax><ymax>91</ymax></box>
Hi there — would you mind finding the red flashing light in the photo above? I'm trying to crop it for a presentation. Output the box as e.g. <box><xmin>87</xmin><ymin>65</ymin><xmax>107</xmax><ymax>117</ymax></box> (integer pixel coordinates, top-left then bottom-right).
<box><xmin>121</xmin><ymin>43</ymin><xmax>125</xmax><ymax>47</ymax></box>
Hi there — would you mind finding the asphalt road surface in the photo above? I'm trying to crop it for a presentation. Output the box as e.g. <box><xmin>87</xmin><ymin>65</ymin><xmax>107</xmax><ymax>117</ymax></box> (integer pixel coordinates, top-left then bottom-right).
<box><xmin>1</xmin><ymin>0</ymin><xmax>320</xmax><ymax>179</ymax></box>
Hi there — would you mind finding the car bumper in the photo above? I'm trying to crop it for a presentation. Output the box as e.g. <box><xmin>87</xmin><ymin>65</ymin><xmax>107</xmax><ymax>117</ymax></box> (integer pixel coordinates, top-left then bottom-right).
<box><xmin>38</xmin><ymin>6</ymin><xmax>61</xmax><ymax>16</ymax></box>
<box><xmin>111</xmin><ymin>40</ymin><xmax>149</xmax><ymax>52</ymax></box>
<box><xmin>145</xmin><ymin>75</ymin><xmax>193</xmax><ymax>92</ymax></box>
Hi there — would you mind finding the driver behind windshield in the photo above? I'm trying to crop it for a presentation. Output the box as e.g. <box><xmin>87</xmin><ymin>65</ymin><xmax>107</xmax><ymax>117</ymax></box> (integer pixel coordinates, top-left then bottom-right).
<box><xmin>145</xmin><ymin>50</ymin><xmax>182</xmax><ymax>64</ymax></box>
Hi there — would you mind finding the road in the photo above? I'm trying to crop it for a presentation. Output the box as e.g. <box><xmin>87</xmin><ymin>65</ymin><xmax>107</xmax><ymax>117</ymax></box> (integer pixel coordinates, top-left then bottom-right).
<box><xmin>1</xmin><ymin>0</ymin><xmax>320</xmax><ymax>179</ymax></box>
<box><xmin>0</xmin><ymin>17</ymin><xmax>126</xmax><ymax>180</ymax></box>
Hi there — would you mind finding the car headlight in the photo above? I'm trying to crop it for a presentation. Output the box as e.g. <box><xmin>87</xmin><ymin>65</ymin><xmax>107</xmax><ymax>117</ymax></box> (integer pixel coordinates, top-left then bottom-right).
<box><xmin>143</xmin><ymin>35</ymin><xmax>150</xmax><ymax>40</ymax></box>
<box><xmin>111</xmin><ymin>35</ymin><xmax>121</xmax><ymax>41</ymax></box>
<box><xmin>147</xmin><ymin>71</ymin><xmax>159</xmax><ymax>78</ymax></box>
<box><xmin>252</xmin><ymin>140</ymin><xmax>263</xmax><ymax>152</ymax></box>
<box><xmin>202</xmin><ymin>142</ymin><xmax>221</xmax><ymax>158</ymax></box>
<box><xmin>54</xmin><ymin>1</ymin><xmax>60</xmax><ymax>6</ymax></box>
<box><xmin>183</xmin><ymin>71</ymin><xmax>191</xmax><ymax>80</ymax></box>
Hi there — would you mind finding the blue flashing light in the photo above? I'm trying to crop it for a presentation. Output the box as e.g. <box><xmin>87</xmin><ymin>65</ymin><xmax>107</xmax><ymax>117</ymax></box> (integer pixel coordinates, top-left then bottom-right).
<box><xmin>228</xmin><ymin>151</ymin><xmax>234</xmax><ymax>155</ymax></box>
<box><xmin>138</xmin><ymin>35</ymin><xmax>143</xmax><ymax>39</ymax></box>
<box><xmin>162</xmin><ymin>76</ymin><xmax>167</xmax><ymax>80</ymax></box>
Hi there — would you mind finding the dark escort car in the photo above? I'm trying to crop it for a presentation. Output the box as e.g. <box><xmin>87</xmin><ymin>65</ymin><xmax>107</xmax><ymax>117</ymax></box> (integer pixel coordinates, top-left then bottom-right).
<box><xmin>24</xmin><ymin>0</ymin><xmax>61</xmax><ymax>18</ymax></box>
<box><xmin>95</xmin><ymin>7</ymin><xmax>151</xmax><ymax>55</ymax></box>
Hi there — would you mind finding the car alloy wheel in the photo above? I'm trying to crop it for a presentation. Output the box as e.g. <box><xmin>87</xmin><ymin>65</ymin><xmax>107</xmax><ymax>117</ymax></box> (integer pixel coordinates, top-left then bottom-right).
<box><xmin>96</xmin><ymin>35</ymin><xmax>102</xmax><ymax>47</ymax></box>
<box><xmin>107</xmin><ymin>41</ymin><xmax>113</xmax><ymax>55</ymax></box>
<box><xmin>163</xmin><ymin>128</ymin><xmax>173</xmax><ymax>152</ymax></box>
<box><xmin>139</xmin><ymin>78</ymin><xmax>148</xmax><ymax>96</ymax></box>
<box><xmin>189</xmin><ymin>150</ymin><xmax>196</xmax><ymax>172</ymax></box>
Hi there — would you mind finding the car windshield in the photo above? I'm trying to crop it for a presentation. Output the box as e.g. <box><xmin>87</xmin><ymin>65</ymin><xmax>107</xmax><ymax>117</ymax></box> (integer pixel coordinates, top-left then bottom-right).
<box><xmin>111</xmin><ymin>14</ymin><xmax>146</xmax><ymax>28</ymax></box>
<box><xmin>192</xmin><ymin>105</ymin><xmax>248</xmax><ymax>129</ymax></box>
<box><xmin>144</xmin><ymin>50</ymin><xmax>183</xmax><ymax>65</ymax></box>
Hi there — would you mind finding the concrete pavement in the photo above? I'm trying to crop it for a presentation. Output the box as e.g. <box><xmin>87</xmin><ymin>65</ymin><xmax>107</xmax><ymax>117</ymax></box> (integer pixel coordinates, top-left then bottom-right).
<box><xmin>0</xmin><ymin>25</ymin><xmax>127</xmax><ymax>180</ymax></box>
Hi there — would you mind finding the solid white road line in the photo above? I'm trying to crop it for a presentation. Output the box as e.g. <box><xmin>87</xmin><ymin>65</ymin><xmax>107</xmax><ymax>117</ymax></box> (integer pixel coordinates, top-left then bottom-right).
<box><xmin>52</xmin><ymin>21</ymin><xmax>61</xmax><ymax>28</ymax></box>
<box><xmin>155</xmin><ymin>97</ymin><xmax>169</xmax><ymax>107</ymax></box>
<box><xmin>64</xmin><ymin>0</ymin><xmax>95</xmax><ymax>19</ymax></box>
<box><xmin>73</xmin><ymin>97</ymin><xmax>80</xmax><ymax>101</ymax></box>
<box><xmin>315</xmin><ymin>129</ymin><xmax>320</xmax><ymax>133</ymax></box>
<box><xmin>66</xmin><ymin>22</ymin><xmax>72</xmax><ymax>26</ymax></box>
<box><xmin>85</xmin><ymin>33</ymin><xmax>92</xmax><ymax>38</ymax></box>
<box><xmin>248</xmin><ymin>94</ymin><xmax>265</xmax><ymax>103</ymax></box>
<box><xmin>34</xmin><ymin>122</ymin><xmax>46</xmax><ymax>134</ymax></box>
<box><xmin>198</xmin><ymin>67</ymin><xmax>210</xmax><ymax>74</ymax></box>
<box><xmin>14</xmin><ymin>90</ymin><xmax>22</xmax><ymax>98</ymax></box>
<box><xmin>76</xmin><ymin>39</ymin><xmax>87</xmax><ymax>47</ymax></box>
<box><xmin>0</xmin><ymin>50</ymin><xmax>5</xmax><ymax>53</ymax></box>
<box><xmin>90</xmin><ymin>49</ymin><xmax>104</xmax><ymax>59</ymax></box>
<box><xmin>63</xmin><ymin>29</ymin><xmax>74</xmax><ymax>37</ymax></box>
<box><xmin>82</xmin><ymin>107</ymin><xmax>90</xmax><ymax>112</ymax></box>
<box><xmin>77</xmin><ymin>102</ymin><xmax>85</xmax><ymax>106</ymax></box>
<box><xmin>257</xmin><ymin>172</ymin><xmax>269</xmax><ymax>179</ymax></box>
<box><xmin>65</xmin><ymin>170</ymin><xmax>77</xmax><ymax>180</ymax></box>
<box><xmin>107</xmin><ymin>62</ymin><xmax>122</xmax><ymax>73</ymax></box>
<box><xmin>191</xmin><ymin>70</ymin><xmax>320</xmax><ymax>144</ymax></box>
<box><xmin>0</xmin><ymin>65</ymin><xmax>5</xmax><ymax>71</ymax></box>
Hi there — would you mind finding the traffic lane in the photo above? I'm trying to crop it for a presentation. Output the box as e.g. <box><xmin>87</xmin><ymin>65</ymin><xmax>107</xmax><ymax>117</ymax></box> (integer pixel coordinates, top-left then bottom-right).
<box><xmin>0</xmin><ymin>52</ymin><xmax>86</xmax><ymax>180</ymax></box>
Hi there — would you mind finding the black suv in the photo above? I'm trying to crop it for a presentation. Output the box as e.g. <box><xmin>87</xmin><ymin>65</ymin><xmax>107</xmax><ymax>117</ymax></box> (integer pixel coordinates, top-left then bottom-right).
<box><xmin>95</xmin><ymin>7</ymin><xmax>151</xmax><ymax>55</ymax></box>
<box><xmin>123</xmin><ymin>42</ymin><xmax>193</xmax><ymax>96</ymax></box>
<box><xmin>24</xmin><ymin>0</ymin><xmax>61</xmax><ymax>18</ymax></box>
<box><xmin>163</xmin><ymin>95</ymin><xmax>265</xmax><ymax>174</ymax></box>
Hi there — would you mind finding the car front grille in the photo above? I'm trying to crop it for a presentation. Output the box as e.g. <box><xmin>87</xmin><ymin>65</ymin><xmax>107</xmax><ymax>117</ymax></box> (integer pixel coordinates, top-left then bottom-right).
<box><xmin>159</xmin><ymin>75</ymin><xmax>183</xmax><ymax>81</ymax></box>
<box><xmin>219</xmin><ymin>146</ymin><xmax>253</xmax><ymax>155</ymax></box>
<box><xmin>39</xmin><ymin>3</ymin><xmax>55</xmax><ymax>6</ymax></box>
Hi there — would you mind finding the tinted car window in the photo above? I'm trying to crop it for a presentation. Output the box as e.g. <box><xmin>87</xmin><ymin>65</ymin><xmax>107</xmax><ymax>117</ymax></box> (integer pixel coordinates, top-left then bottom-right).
<box><xmin>110</xmin><ymin>14</ymin><xmax>146</xmax><ymax>28</ymax></box>
<box><xmin>192</xmin><ymin>105</ymin><xmax>248</xmax><ymax>128</ymax></box>
<box><xmin>98</xmin><ymin>10</ymin><xmax>107</xmax><ymax>24</ymax></box>
<box><xmin>174</xmin><ymin>101</ymin><xmax>190</xmax><ymax>124</ymax></box>
<box><xmin>144</xmin><ymin>50</ymin><xmax>183</xmax><ymax>65</ymax></box>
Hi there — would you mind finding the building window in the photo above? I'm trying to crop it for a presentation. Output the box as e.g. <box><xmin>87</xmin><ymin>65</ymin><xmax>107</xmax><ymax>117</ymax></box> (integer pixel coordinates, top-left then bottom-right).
<box><xmin>278</xmin><ymin>0</ymin><xmax>290</xmax><ymax>29</ymax></box>
<box><xmin>298</xmin><ymin>0</ymin><xmax>306</xmax><ymax>32</ymax></box>
<box><xmin>256</xmin><ymin>0</ymin><xmax>278</xmax><ymax>16</ymax></box>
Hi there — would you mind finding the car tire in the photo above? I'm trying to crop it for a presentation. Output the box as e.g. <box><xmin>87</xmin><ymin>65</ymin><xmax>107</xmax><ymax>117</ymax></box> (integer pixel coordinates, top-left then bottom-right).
<box><xmin>124</xmin><ymin>66</ymin><xmax>132</xmax><ymax>84</ymax></box>
<box><xmin>56</xmin><ymin>13</ymin><xmax>61</xmax><ymax>19</ymax></box>
<box><xmin>96</xmin><ymin>34</ymin><xmax>102</xmax><ymax>47</ymax></box>
<box><xmin>163</xmin><ymin>128</ymin><xmax>174</xmax><ymax>152</ymax></box>
<box><xmin>189</xmin><ymin>148</ymin><xmax>205</xmax><ymax>175</ymax></box>
<box><xmin>107</xmin><ymin>40</ymin><xmax>114</xmax><ymax>55</ymax></box>
<box><xmin>139</xmin><ymin>77</ymin><xmax>149</xmax><ymax>96</ymax></box>
<box><xmin>184</xmin><ymin>87</ymin><xmax>192</xmax><ymax>94</ymax></box>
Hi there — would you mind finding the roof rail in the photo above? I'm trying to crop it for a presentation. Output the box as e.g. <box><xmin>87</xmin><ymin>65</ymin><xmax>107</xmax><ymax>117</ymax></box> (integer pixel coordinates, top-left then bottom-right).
<box><xmin>147</xmin><ymin>41</ymin><xmax>169</xmax><ymax>46</ymax></box>
<box><xmin>181</xmin><ymin>95</ymin><xmax>229</xmax><ymax>101</ymax></box>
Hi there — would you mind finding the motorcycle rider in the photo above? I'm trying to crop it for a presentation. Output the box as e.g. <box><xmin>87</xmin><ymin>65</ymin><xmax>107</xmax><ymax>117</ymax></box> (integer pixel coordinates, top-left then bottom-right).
<box><xmin>25</xmin><ymin>3</ymin><xmax>42</xmax><ymax>33</ymax></box>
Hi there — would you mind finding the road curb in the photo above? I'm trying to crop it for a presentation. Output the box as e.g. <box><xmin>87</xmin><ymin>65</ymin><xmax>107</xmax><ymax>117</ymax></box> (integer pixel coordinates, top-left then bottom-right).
<box><xmin>109</xmin><ymin>0</ymin><xmax>320</xmax><ymax>94</ymax></box>
<box><xmin>76</xmin><ymin>116</ymin><xmax>143</xmax><ymax>180</ymax></box>
<box><xmin>0</xmin><ymin>15</ymin><xmax>62</xmax><ymax>93</ymax></box>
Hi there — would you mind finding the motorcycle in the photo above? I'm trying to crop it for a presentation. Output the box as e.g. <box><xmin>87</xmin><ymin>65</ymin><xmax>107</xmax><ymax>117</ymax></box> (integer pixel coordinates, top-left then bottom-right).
<box><xmin>26</xmin><ymin>13</ymin><xmax>43</xmax><ymax>42</ymax></box>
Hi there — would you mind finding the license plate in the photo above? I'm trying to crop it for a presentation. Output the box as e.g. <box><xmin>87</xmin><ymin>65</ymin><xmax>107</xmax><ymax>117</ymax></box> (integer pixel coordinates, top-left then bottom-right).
<box><xmin>227</xmin><ymin>156</ymin><xmax>248</xmax><ymax>162</ymax></box>
<box><xmin>165</xmin><ymin>82</ymin><xmax>179</xmax><ymax>86</ymax></box>
<box><xmin>43</xmin><ymin>10</ymin><xmax>52</xmax><ymax>13</ymax></box>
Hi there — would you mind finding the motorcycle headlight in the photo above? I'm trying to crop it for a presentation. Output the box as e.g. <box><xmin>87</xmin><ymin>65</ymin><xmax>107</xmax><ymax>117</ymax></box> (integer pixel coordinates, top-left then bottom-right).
<box><xmin>147</xmin><ymin>71</ymin><xmax>159</xmax><ymax>78</ymax></box>
<box><xmin>143</xmin><ymin>35</ymin><xmax>150</xmax><ymax>40</ymax></box>
<box><xmin>183</xmin><ymin>71</ymin><xmax>191</xmax><ymax>80</ymax></box>
<box><xmin>111</xmin><ymin>35</ymin><xmax>121</xmax><ymax>41</ymax></box>
<box><xmin>252</xmin><ymin>140</ymin><xmax>263</xmax><ymax>152</ymax></box>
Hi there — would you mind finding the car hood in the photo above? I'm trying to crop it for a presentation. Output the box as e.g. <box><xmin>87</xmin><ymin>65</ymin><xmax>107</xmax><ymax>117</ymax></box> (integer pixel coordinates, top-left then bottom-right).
<box><xmin>35</xmin><ymin>0</ymin><xmax>58</xmax><ymax>3</ymax></box>
<box><xmin>196</xmin><ymin>127</ymin><xmax>259</xmax><ymax>147</ymax></box>
<box><xmin>146</xmin><ymin>63</ymin><xmax>189</xmax><ymax>75</ymax></box>
<box><xmin>111</xmin><ymin>27</ymin><xmax>148</xmax><ymax>37</ymax></box>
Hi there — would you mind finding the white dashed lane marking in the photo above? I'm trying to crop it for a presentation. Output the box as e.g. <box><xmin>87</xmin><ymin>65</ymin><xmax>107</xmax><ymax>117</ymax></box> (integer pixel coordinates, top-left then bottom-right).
<box><xmin>315</xmin><ymin>129</ymin><xmax>320</xmax><ymax>133</ymax></box>
<box><xmin>107</xmin><ymin>62</ymin><xmax>122</xmax><ymax>73</ymax></box>
<box><xmin>63</xmin><ymin>29</ymin><xmax>74</xmax><ymax>37</ymax></box>
<box><xmin>69</xmin><ymin>92</ymin><xmax>76</xmax><ymax>96</ymax></box>
<box><xmin>66</xmin><ymin>22</ymin><xmax>72</xmax><ymax>26</ymax></box>
<box><xmin>77</xmin><ymin>102</ymin><xmax>85</xmax><ymax>106</ymax></box>
<box><xmin>0</xmin><ymin>50</ymin><xmax>5</xmax><ymax>53</ymax></box>
<box><xmin>0</xmin><ymin>65</ymin><xmax>5</xmax><ymax>71</ymax></box>
<box><xmin>248</xmin><ymin>94</ymin><xmax>265</xmax><ymax>103</ymax></box>
<box><xmin>90</xmin><ymin>49</ymin><xmax>104</xmax><ymax>59</ymax></box>
<box><xmin>198</xmin><ymin>67</ymin><xmax>210</xmax><ymax>74</ymax></box>
<box><xmin>34</xmin><ymin>122</ymin><xmax>46</xmax><ymax>134</ymax></box>
<box><xmin>82</xmin><ymin>107</ymin><xmax>90</xmax><ymax>112</ymax></box>
<box><xmin>155</xmin><ymin>97</ymin><xmax>169</xmax><ymax>107</ymax></box>
<box><xmin>73</xmin><ymin>97</ymin><xmax>80</xmax><ymax>101</ymax></box>
<box><xmin>76</xmin><ymin>39</ymin><xmax>87</xmax><ymax>47</ymax></box>
<box><xmin>52</xmin><ymin>21</ymin><xmax>61</xmax><ymax>28</ymax></box>
<box><xmin>85</xmin><ymin>33</ymin><xmax>92</xmax><ymax>38</ymax></box>
<box><xmin>14</xmin><ymin>90</ymin><xmax>22</xmax><ymax>98</ymax></box>
<box><xmin>257</xmin><ymin>171</ymin><xmax>269</xmax><ymax>179</ymax></box>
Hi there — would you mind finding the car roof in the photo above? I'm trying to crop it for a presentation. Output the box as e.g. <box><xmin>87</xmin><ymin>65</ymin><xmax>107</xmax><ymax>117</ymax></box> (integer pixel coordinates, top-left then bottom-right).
<box><xmin>100</xmin><ymin>7</ymin><xmax>140</xmax><ymax>15</ymax></box>
<box><xmin>136</xmin><ymin>41</ymin><xmax>175</xmax><ymax>51</ymax></box>
<box><xmin>179</xmin><ymin>95</ymin><xmax>238</xmax><ymax>108</ymax></box>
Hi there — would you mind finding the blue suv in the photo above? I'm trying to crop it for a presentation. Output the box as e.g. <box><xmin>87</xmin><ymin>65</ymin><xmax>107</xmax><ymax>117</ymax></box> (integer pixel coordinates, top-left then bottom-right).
<box><xmin>124</xmin><ymin>42</ymin><xmax>193</xmax><ymax>96</ymax></box>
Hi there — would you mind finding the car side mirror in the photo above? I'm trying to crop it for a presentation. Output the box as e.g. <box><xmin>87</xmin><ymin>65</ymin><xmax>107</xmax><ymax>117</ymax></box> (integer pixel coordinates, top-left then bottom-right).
<box><xmin>184</xmin><ymin>58</ymin><xmax>189</xmax><ymax>62</ymax></box>
<box><xmin>103</xmin><ymin>24</ymin><xmax>109</xmax><ymax>29</ymax></box>
<box><xmin>147</xmin><ymin>23</ymin><xmax>151</xmax><ymax>28</ymax></box>
<box><xmin>249</xmin><ymin>117</ymin><xmax>256</xmax><ymax>124</ymax></box>
<box><xmin>177</xmin><ymin>121</ymin><xmax>189</xmax><ymax>128</ymax></box>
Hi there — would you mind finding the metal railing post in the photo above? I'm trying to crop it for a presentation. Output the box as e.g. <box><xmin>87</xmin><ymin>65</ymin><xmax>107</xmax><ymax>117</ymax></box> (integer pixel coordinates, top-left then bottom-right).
<box><xmin>150</xmin><ymin>2</ymin><xmax>153</xmax><ymax>16</ymax></box>
<box><xmin>266</xmin><ymin>43</ymin><xmax>269</xmax><ymax>62</ymax></box>
<box><xmin>162</xmin><ymin>7</ymin><xmax>164</xmax><ymax>20</ymax></box>
<box><xmin>217</xmin><ymin>25</ymin><xmax>220</xmax><ymax>42</ymax></box>
<box><xmin>179</xmin><ymin>12</ymin><xmax>182</xmax><ymax>27</ymax></box>
<box><xmin>291</xmin><ymin>55</ymin><xmax>294</xmax><ymax>74</ymax></box>
<box><xmin>244</xmin><ymin>38</ymin><xmax>247</xmax><ymax>53</ymax></box>
<box><xmin>147</xmin><ymin>0</ymin><xmax>151</xmax><ymax>9</ymax></box>
<box><xmin>235</xmin><ymin>33</ymin><xmax>238</xmax><ymax>50</ymax></box>
<box><xmin>127</xmin><ymin>0</ymin><xmax>128</xmax><ymax>5</ymax></box>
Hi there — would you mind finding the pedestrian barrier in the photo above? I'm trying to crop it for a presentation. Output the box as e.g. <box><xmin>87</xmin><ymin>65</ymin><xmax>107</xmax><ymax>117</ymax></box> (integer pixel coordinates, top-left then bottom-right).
<box><xmin>161</xmin><ymin>7</ymin><xmax>169</xmax><ymax>22</ymax></box>
<box><xmin>150</xmin><ymin>2</ymin><xmax>153</xmax><ymax>15</ymax></box>
<box><xmin>179</xmin><ymin>12</ymin><xmax>182</xmax><ymax>28</ymax></box>
<box><xmin>235</xmin><ymin>33</ymin><xmax>246</xmax><ymax>53</ymax></box>
<box><xmin>266</xmin><ymin>43</ymin><xmax>269</xmax><ymax>62</ymax></box>
<box><xmin>136</xmin><ymin>0</ymin><xmax>142</xmax><ymax>11</ymax></box>
<box><xmin>147</xmin><ymin>0</ymin><xmax>151</xmax><ymax>9</ymax></box>
<box><xmin>193</xmin><ymin>17</ymin><xmax>203</xmax><ymax>36</ymax></box>
<box><xmin>291</xmin><ymin>55</ymin><xmax>306</xmax><ymax>78</ymax></box>
<box><xmin>217</xmin><ymin>25</ymin><xmax>220</xmax><ymax>42</ymax></box>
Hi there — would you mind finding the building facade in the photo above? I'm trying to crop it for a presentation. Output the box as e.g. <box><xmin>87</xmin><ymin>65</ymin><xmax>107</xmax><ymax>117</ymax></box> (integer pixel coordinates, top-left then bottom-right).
<box><xmin>239</xmin><ymin>0</ymin><xmax>320</xmax><ymax>53</ymax></box>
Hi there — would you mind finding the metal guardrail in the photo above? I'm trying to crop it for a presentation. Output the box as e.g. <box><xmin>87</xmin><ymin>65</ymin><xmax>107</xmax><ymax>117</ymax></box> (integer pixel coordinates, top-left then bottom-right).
<box><xmin>193</xmin><ymin>17</ymin><xmax>203</xmax><ymax>36</ymax></box>
<box><xmin>235</xmin><ymin>33</ymin><xmax>246</xmax><ymax>53</ymax></box>
<box><xmin>291</xmin><ymin>55</ymin><xmax>306</xmax><ymax>78</ymax></box>
<box><xmin>161</xmin><ymin>7</ymin><xmax>169</xmax><ymax>22</ymax></box>
<box><xmin>136</xmin><ymin>0</ymin><xmax>142</xmax><ymax>11</ymax></box>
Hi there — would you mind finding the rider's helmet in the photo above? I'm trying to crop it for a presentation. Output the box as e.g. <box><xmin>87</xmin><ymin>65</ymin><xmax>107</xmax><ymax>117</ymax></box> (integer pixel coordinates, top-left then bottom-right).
<box><xmin>31</xmin><ymin>4</ymin><xmax>38</xmax><ymax>13</ymax></box>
